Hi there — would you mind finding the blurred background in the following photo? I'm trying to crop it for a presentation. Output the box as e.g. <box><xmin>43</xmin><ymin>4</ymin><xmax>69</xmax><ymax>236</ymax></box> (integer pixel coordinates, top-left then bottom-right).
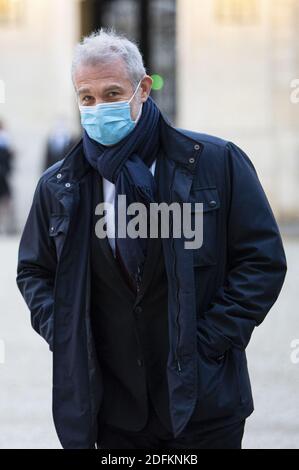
<box><xmin>0</xmin><ymin>0</ymin><xmax>298</xmax><ymax>448</ymax></box>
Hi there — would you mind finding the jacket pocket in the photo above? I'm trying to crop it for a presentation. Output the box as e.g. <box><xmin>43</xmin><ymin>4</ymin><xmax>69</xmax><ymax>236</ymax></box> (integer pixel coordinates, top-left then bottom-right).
<box><xmin>49</xmin><ymin>214</ymin><xmax>69</xmax><ymax>260</ymax></box>
<box><xmin>190</xmin><ymin>187</ymin><xmax>220</xmax><ymax>267</ymax></box>
<box><xmin>192</xmin><ymin>340</ymin><xmax>241</xmax><ymax>422</ymax></box>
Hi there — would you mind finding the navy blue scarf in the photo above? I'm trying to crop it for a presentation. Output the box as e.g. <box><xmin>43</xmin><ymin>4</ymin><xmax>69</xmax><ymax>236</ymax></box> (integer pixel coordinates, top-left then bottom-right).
<box><xmin>83</xmin><ymin>96</ymin><xmax>161</xmax><ymax>293</ymax></box>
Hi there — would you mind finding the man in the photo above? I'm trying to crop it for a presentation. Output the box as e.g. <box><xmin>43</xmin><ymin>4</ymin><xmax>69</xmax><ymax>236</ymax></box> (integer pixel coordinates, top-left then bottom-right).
<box><xmin>16</xmin><ymin>29</ymin><xmax>287</xmax><ymax>449</ymax></box>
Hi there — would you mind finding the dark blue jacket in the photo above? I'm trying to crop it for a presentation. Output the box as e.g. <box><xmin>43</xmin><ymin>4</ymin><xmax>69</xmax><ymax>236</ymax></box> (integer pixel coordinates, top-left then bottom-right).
<box><xmin>16</xmin><ymin>116</ymin><xmax>287</xmax><ymax>448</ymax></box>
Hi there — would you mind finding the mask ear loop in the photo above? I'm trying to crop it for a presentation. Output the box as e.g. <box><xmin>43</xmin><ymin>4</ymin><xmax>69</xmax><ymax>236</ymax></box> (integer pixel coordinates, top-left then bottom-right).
<box><xmin>133</xmin><ymin>102</ymin><xmax>143</xmax><ymax>123</ymax></box>
<box><xmin>128</xmin><ymin>76</ymin><xmax>145</xmax><ymax>104</ymax></box>
<box><xmin>129</xmin><ymin>76</ymin><xmax>146</xmax><ymax>122</ymax></box>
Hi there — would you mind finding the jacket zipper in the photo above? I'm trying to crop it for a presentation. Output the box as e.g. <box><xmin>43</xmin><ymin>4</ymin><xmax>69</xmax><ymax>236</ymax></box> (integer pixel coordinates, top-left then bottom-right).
<box><xmin>171</xmin><ymin>213</ymin><xmax>182</xmax><ymax>373</ymax></box>
<box><xmin>169</xmin><ymin>168</ymin><xmax>182</xmax><ymax>373</ymax></box>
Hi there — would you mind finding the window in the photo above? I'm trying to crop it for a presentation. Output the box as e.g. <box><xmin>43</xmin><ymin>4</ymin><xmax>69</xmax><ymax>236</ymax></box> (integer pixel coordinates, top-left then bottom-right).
<box><xmin>215</xmin><ymin>0</ymin><xmax>258</xmax><ymax>24</ymax></box>
<box><xmin>0</xmin><ymin>0</ymin><xmax>24</xmax><ymax>25</ymax></box>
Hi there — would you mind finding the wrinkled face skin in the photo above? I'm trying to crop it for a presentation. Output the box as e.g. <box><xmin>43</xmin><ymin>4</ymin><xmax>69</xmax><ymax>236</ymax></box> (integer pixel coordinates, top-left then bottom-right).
<box><xmin>73</xmin><ymin>57</ymin><xmax>153</xmax><ymax>120</ymax></box>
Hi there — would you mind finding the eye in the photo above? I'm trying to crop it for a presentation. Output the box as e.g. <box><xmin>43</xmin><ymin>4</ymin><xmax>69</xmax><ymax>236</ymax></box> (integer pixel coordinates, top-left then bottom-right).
<box><xmin>82</xmin><ymin>95</ymin><xmax>94</xmax><ymax>104</ymax></box>
<box><xmin>107</xmin><ymin>91</ymin><xmax>119</xmax><ymax>98</ymax></box>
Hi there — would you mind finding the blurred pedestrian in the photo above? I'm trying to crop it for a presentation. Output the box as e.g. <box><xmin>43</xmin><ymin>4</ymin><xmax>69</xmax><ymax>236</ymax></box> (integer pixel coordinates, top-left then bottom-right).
<box><xmin>43</xmin><ymin>117</ymin><xmax>77</xmax><ymax>171</ymax></box>
<box><xmin>0</xmin><ymin>120</ymin><xmax>16</xmax><ymax>235</ymax></box>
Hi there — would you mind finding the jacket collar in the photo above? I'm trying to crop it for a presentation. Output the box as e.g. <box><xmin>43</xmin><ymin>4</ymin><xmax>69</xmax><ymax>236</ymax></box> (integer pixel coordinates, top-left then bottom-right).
<box><xmin>159</xmin><ymin>111</ymin><xmax>204</xmax><ymax>168</ymax></box>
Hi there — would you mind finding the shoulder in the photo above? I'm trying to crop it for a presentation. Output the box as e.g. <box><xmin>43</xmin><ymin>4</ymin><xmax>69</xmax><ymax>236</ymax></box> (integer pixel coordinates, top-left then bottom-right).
<box><xmin>39</xmin><ymin>137</ymin><xmax>83</xmax><ymax>184</ymax></box>
<box><xmin>176</xmin><ymin>127</ymin><xmax>253</xmax><ymax>166</ymax></box>
<box><xmin>176</xmin><ymin>127</ymin><xmax>229</xmax><ymax>150</ymax></box>
<box><xmin>31</xmin><ymin>160</ymin><xmax>66</xmax><ymax>202</ymax></box>
<box><xmin>40</xmin><ymin>159</ymin><xmax>65</xmax><ymax>183</ymax></box>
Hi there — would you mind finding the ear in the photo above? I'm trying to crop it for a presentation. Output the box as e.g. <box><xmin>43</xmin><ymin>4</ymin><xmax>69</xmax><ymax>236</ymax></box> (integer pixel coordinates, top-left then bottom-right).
<box><xmin>140</xmin><ymin>75</ymin><xmax>153</xmax><ymax>102</ymax></box>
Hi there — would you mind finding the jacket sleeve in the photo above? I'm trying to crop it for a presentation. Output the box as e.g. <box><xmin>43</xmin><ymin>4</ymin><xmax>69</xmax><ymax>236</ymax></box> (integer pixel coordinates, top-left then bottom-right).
<box><xmin>16</xmin><ymin>177</ymin><xmax>57</xmax><ymax>351</ymax></box>
<box><xmin>197</xmin><ymin>141</ymin><xmax>287</xmax><ymax>357</ymax></box>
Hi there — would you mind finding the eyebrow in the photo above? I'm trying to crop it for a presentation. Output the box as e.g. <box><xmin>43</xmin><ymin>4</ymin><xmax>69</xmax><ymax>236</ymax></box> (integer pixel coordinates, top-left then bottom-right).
<box><xmin>102</xmin><ymin>84</ymin><xmax>124</xmax><ymax>93</ymax></box>
<box><xmin>77</xmin><ymin>87</ymin><xmax>92</xmax><ymax>96</ymax></box>
<box><xmin>77</xmin><ymin>84</ymin><xmax>125</xmax><ymax>96</ymax></box>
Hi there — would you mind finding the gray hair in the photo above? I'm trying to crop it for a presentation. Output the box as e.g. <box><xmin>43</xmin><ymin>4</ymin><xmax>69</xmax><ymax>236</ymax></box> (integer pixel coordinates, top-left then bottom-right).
<box><xmin>71</xmin><ymin>28</ymin><xmax>146</xmax><ymax>88</ymax></box>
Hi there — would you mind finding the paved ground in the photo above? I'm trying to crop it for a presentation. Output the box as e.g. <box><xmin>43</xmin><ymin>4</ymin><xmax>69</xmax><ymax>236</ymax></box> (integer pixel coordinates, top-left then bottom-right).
<box><xmin>0</xmin><ymin>234</ymin><xmax>298</xmax><ymax>449</ymax></box>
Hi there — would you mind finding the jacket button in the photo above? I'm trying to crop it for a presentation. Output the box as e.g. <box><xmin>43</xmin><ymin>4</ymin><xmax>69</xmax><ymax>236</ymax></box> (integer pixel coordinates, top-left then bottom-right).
<box><xmin>56</xmin><ymin>173</ymin><xmax>62</xmax><ymax>179</ymax></box>
<box><xmin>189</xmin><ymin>157</ymin><xmax>195</xmax><ymax>164</ymax></box>
<box><xmin>65</xmin><ymin>182</ymin><xmax>71</xmax><ymax>188</ymax></box>
<box><xmin>194</xmin><ymin>144</ymin><xmax>200</xmax><ymax>150</ymax></box>
<box><xmin>137</xmin><ymin>359</ymin><xmax>144</xmax><ymax>367</ymax></box>
<box><xmin>209</xmin><ymin>200</ymin><xmax>217</xmax><ymax>208</ymax></box>
<box><xmin>134</xmin><ymin>306</ymin><xmax>142</xmax><ymax>314</ymax></box>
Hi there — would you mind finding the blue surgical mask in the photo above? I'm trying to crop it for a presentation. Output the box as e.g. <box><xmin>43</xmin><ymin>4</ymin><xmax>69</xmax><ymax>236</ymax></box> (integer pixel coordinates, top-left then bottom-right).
<box><xmin>79</xmin><ymin>80</ymin><xmax>143</xmax><ymax>146</ymax></box>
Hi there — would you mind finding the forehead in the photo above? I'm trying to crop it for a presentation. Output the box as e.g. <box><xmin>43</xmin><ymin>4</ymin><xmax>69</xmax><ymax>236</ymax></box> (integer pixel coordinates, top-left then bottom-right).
<box><xmin>74</xmin><ymin>57</ymin><xmax>132</xmax><ymax>92</ymax></box>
